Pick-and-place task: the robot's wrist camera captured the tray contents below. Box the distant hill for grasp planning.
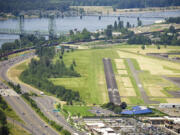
[0,0,180,14]
[0,0,70,14]
[69,0,180,8]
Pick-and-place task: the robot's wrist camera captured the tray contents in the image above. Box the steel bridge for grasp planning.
[0,14,60,38]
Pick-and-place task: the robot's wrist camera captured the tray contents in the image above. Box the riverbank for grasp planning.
[1,6,180,20]
[71,6,180,16]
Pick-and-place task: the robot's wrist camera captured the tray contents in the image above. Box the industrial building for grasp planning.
[121,106,152,115]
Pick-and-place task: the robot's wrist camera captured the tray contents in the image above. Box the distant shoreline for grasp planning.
[0,6,180,20]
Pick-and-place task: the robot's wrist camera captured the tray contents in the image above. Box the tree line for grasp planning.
[1,0,180,15]
[158,26,180,45]
[0,95,9,135]
[0,35,46,58]
[0,0,70,15]
[102,102,127,114]
[70,0,180,8]
[166,17,180,24]
[20,47,80,103]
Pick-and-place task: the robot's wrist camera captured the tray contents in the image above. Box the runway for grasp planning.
[103,58,121,105]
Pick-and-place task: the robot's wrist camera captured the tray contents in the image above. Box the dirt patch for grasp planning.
[121,77,133,87]
[116,75,136,97]
[115,59,126,69]
[166,98,180,103]
[148,85,167,97]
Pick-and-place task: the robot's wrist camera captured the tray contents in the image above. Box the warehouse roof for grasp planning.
[121,106,152,115]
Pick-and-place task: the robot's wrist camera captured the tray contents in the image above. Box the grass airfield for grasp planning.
[51,44,180,105]
[8,44,180,106]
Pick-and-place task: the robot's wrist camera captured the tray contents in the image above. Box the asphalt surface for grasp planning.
[0,52,85,135]
[126,58,158,104]
[0,53,60,135]
[103,58,121,105]
[33,96,84,135]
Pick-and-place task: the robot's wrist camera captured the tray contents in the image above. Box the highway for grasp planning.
[103,58,121,105]
[0,52,84,135]
[0,53,59,135]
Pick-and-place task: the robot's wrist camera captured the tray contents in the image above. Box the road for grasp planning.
[0,52,84,135]
[33,96,84,135]
[103,58,121,105]
[0,53,60,135]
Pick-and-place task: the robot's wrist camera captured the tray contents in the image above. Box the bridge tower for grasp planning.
[48,15,56,39]
[19,15,25,37]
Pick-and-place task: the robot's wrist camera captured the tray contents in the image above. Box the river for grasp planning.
[0,10,180,46]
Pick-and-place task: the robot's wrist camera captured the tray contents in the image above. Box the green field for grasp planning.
[50,49,119,105]
[63,105,94,117]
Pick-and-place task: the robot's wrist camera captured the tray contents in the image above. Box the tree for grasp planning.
[114,106,122,114]
[73,59,76,66]
[114,21,118,31]
[69,30,74,35]
[141,45,145,50]
[105,25,113,39]
[61,46,65,55]
[126,22,131,28]
[120,102,127,109]
[137,17,142,26]
[93,32,100,40]
[70,64,74,71]
[157,45,161,49]
[81,28,91,41]
[59,55,63,59]
[169,25,176,34]
[118,21,124,30]
[57,103,61,109]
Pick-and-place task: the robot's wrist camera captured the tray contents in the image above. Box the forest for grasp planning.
[1,0,180,14]
[70,0,180,8]
[0,0,70,14]
[20,47,80,103]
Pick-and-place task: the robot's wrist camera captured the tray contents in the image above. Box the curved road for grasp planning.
[0,52,84,135]
[0,52,59,135]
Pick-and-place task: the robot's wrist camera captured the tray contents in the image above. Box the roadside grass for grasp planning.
[51,48,119,105]
[63,105,95,117]
[1,97,22,122]
[7,59,30,81]
[8,50,33,59]
[4,107,22,123]
[8,122,31,135]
